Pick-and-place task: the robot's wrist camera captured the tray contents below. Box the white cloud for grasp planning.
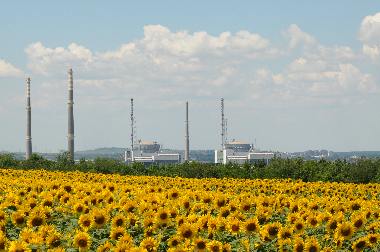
[25,42,93,75]
[285,24,317,49]
[0,59,23,77]
[269,59,377,99]
[24,24,378,109]
[359,12,380,60]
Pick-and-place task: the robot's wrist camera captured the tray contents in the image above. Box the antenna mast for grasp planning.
[185,101,189,161]
[221,98,226,149]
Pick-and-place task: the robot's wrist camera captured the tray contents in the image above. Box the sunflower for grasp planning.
[366,233,379,246]
[278,227,293,241]
[193,238,207,252]
[264,222,282,240]
[243,217,259,234]
[27,208,46,228]
[351,214,366,231]
[207,240,223,252]
[222,243,232,252]
[352,237,368,252]
[293,219,305,233]
[0,234,6,251]
[115,233,134,250]
[91,209,108,228]
[178,223,197,239]
[38,224,56,240]
[73,203,85,214]
[140,237,158,252]
[293,237,304,252]
[19,227,35,243]
[180,197,191,210]
[326,218,339,233]
[79,214,92,230]
[307,215,319,228]
[110,226,125,240]
[304,237,320,252]
[112,214,127,227]
[74,231,91,251]
[335,222,354,240]
[168,235,182,248]
[12,210,26,227]
[123,201,137,213]
[156,208,170,226]
[215,196,227,208]
[227,217,240,235]
[114,242,133,252]
[46,231,61,248]
[144,226,155,237]
[143,216,155,228]
[8,240,30,252]
[97,241,113,252]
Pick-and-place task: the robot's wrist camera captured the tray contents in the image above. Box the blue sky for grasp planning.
[1,1,380,152]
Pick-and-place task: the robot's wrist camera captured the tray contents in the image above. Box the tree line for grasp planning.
[0,152,380,183]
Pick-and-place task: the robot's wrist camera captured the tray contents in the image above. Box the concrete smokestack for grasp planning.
[25,77,32,160]
[184,101,189,162]
[67,68,74,160]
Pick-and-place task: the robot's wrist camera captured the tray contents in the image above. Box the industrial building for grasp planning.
[125,99,181,165]
[214,98,275,165]
[124,140,181,164]
[215,140,275,164]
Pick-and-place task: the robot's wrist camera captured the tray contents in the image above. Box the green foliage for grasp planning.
[1,153,380,183]
[0,153,19,167]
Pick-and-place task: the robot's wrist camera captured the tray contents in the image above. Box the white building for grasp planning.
[125,140,181,165]
[215,140,275,165]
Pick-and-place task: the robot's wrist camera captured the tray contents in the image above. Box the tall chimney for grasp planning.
[67,68,74,161]
[184,101,189,162]
[26,77,32,160]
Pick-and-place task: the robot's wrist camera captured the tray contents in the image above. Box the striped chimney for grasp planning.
[26,77,32,160]
[67,68,74,160]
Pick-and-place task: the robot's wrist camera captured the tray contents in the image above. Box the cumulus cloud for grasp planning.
[359,12,380,60]
[285,24,317,49]
[24,24,378,108]
[0,59,23,77]
[282,59,376,96]
[25,42,93,75]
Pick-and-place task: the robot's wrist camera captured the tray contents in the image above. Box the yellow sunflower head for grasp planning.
[139,237,158,252]
[304,237,320,252]
[193,238,207,252]
[110,226,125,241]
[78,214,92,230]
[335,222,355,240]
[352,237,368,252]
[73,231,91,251]
[243,218,259,234]
[178,222,197,240]
[207,240,223,252]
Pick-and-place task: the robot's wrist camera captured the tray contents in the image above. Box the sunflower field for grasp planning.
[0,169,379,252]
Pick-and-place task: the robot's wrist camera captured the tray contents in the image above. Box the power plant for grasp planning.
[215,98,275,164]
[23,69,275,164]
[124,99,181,164]
[67,68,75,161]
[25,77,32,160]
